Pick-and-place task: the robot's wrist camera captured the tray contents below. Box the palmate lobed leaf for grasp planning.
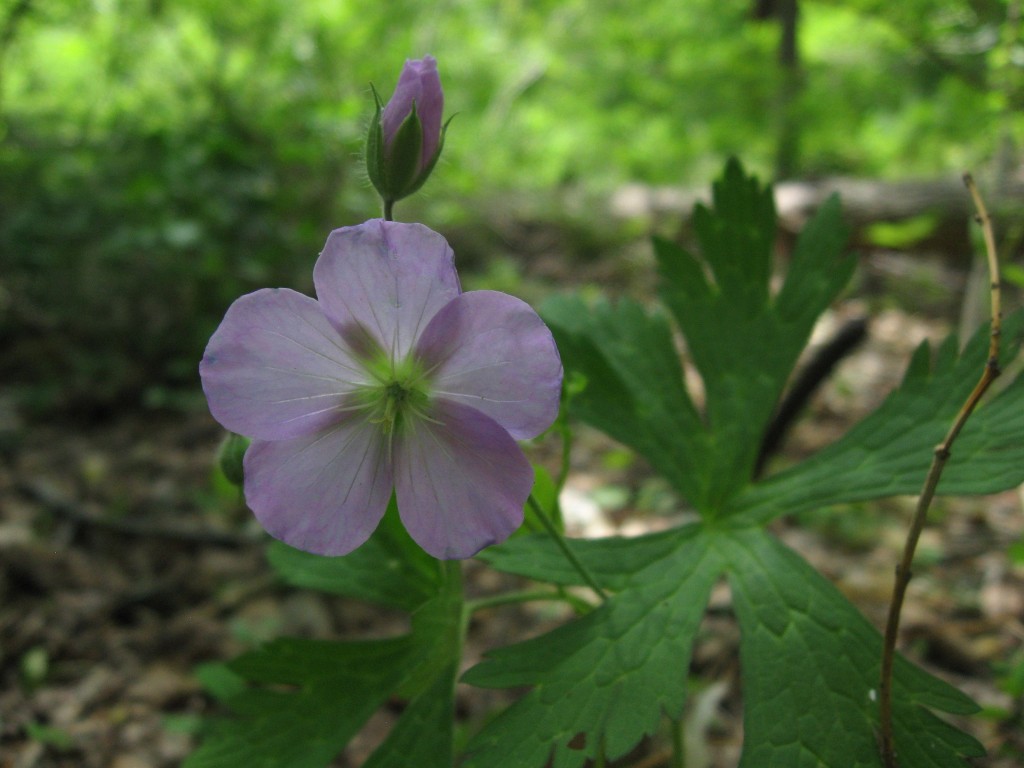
[546,159,1024,528]
[469,160,1010,767]
[475,520,987,765]
[471,524,985,767]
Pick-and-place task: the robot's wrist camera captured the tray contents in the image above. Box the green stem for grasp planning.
[670,716,686,768]
[527,494,609,603]
[467,588,594,614]
[443,559,465,635]
[383,198,395,221]
[554,401,573,493]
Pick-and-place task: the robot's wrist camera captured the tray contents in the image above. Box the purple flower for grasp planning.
[381,56,444,174]
[367,56,447,204]
[200,220,562,560]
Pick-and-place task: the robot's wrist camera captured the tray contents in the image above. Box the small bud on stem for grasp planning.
[366,56,450,218]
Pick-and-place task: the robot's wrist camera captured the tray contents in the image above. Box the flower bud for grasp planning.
[366,56,448,207]
[216,432,251,488]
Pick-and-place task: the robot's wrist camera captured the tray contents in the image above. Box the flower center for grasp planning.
[356,352,433,445]
[378,378,427,435]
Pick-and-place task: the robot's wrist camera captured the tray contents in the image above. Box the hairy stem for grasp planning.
[878,173,1002,766]
[467,588,594,614]
[528,494,609,603]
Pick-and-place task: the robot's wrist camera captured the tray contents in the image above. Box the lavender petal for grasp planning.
[244,419,393,556]
[415,290,563,440]
[200,288,371,441]
[394,399,532,559]
[314,220,460,363]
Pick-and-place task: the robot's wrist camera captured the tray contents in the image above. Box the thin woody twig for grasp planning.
[878,173,1002,767]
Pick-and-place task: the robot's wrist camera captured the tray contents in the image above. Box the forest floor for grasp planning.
[1,238,1023,768]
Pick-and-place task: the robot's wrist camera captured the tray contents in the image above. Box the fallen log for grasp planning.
[609,175,1024,231]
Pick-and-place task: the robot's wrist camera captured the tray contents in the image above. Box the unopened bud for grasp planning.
[217,432,250,488]
[367,56,449,207]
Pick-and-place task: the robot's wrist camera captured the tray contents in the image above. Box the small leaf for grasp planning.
[25,723,74,750]
[194,662,247,702]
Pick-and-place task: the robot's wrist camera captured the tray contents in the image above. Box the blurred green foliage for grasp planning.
[0,0,1019,411]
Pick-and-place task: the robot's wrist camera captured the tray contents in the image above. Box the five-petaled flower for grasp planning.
[200,219,562,559]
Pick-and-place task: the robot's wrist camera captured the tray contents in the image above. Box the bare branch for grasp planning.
[878,173,1002,767]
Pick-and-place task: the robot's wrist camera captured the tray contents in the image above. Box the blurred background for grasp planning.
[1,0,1021,414]
[2,1,1024,766]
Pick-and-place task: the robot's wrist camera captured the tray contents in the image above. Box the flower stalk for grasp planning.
[528,494,609,603]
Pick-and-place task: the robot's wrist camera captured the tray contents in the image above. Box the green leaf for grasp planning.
[731,309,1024,525]
[193,662,247,702]
[189,539,462,768]
[398,561,465,698]
[545,160,853,513]
[462,528,725,767]
[722,529,983,767]
[478,526,691,591]
[25,723,74,750]
[267,498,441,611]
[468,523,983,768]
[541,295,709,506]
[365,564,463,767]
[185,637,415,768]
[655,162,853,507]
[363,662,457,768]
